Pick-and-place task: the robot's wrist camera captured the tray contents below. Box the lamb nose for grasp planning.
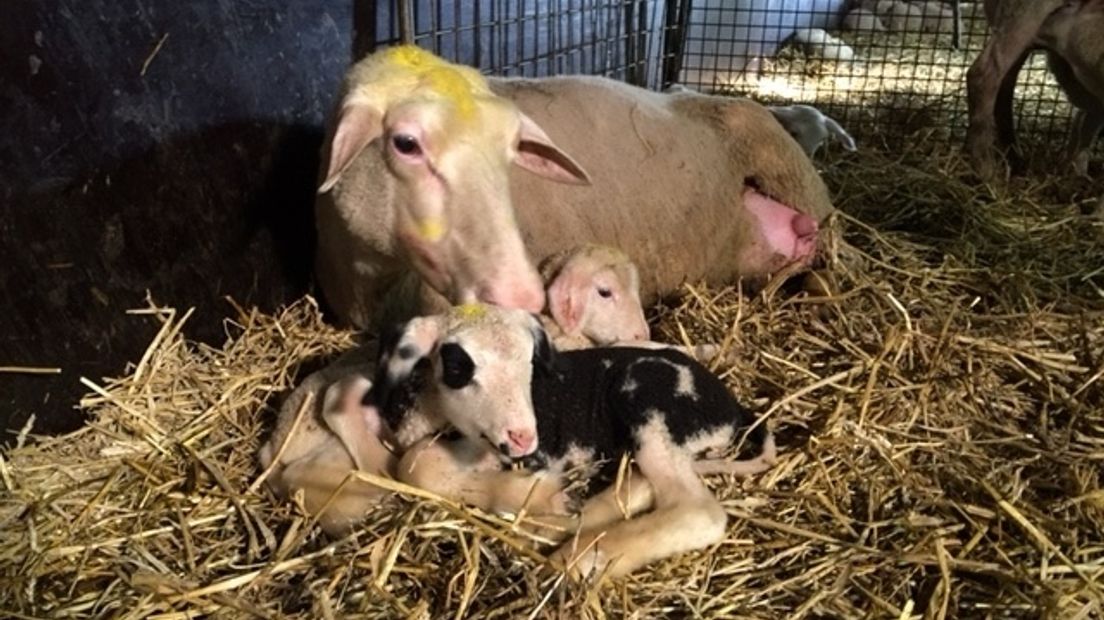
[507,429,535,456]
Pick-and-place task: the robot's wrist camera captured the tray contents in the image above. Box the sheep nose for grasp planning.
[504,429,536,457]
[480,275,546,314]
[793,213,818,238]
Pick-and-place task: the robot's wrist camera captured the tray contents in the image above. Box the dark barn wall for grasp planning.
[1,0,354,439]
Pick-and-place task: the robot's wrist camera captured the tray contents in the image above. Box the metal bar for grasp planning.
[431,0,441,51]
[952,0,962,50]
[397,0,414,44]
[662,0,691,87]
[474,0,483,67]
[634,0,648,86]
[517,0,525,74]
[352,0,377,59]
[625,0,636,83]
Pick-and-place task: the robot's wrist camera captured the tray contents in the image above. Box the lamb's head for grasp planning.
[319,46,590,314]
[377,303,555,459]
[540,244,650,345]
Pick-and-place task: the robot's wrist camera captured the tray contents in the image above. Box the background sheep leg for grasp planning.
[1066,108,1104,177]
[993,50,1030,170]
[966,1,1055,178]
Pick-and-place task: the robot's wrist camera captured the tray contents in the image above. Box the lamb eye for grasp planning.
[597,287,613,299]
[392,134,421,156]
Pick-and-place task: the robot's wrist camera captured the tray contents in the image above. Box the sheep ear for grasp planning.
[319,103,382,193]
[529,315,560,375]
[373,316,443,410]
[825,117,856,151]
[546,266,589,336]
[515,112,591,186]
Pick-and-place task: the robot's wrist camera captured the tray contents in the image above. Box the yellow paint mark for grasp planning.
[455,303,488,320]
[379,45,482,120]
[416,216,447,243]
[383,45,441,70]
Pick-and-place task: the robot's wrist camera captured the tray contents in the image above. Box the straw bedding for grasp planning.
[2,142,1102,618]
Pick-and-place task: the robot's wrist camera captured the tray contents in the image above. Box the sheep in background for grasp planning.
[869,0,926,32]
[383,305,777,580]
[792,28,856,63]
[771,104,858,157]
[916,1,960,35]
[1035,2,1104,178]
[854,1,961,36]
[843,7,887,33]
[967,0,1104,181]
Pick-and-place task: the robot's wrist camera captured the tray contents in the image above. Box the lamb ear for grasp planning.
[514,112,591,186]
[546,266,588,336]
[825,117,856,151]
[528,315,559,375]
[374,316,444,396]
[321,375,383,470]
[319,103,382,193]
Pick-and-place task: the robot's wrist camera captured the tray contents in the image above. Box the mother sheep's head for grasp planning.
[318,46,590,314]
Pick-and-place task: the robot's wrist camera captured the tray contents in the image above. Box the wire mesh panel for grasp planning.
[364,1,1082,151]
[675,1,1076,148]
[368,0,680,89]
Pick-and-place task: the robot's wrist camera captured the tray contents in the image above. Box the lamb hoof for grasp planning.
[552,535,611,581]
[691,343,721,362]
[550,490,575,515]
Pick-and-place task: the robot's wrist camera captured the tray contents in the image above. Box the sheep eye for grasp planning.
[597,287,613,299]
[392,134,421,156]
[439,343,475,389]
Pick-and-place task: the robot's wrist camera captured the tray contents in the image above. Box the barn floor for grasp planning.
[1,136,1102,617]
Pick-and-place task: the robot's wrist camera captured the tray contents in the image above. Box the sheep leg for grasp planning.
[397,436,572,522]
[278,437,393,536]
[552,433,728,580]
[263,373,397,537]
[1067,107,1104,177]
[693,433,778,477]
[573,466,656,534]
[966,4,1051,179]
[536,446,779,539]
[994,50,1030,171]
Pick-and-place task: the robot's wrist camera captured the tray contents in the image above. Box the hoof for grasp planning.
[552,534,611,581]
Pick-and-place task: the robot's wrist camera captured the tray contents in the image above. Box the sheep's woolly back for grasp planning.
[343,45,491,123]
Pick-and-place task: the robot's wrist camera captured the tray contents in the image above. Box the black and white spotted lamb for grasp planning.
[374,305,776,579]
[522,345,776,487]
